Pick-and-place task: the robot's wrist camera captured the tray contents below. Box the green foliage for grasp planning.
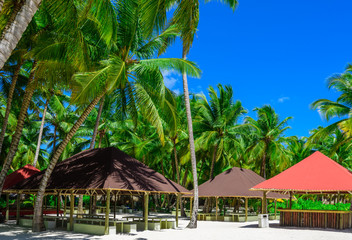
[292,198,350,211]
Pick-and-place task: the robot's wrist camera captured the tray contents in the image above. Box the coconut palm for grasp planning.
[310,68,352,143]
[170,0,238,227]
[194,84,247,179]
[32,0,200,231]
[245,105,292,179]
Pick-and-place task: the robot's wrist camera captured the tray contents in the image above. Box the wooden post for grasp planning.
[274,199,277,220]
[262,191,267,214]
[215,197,219,221]
[176,194,180,227]
[57,192,61,217]
[144,192,149,231]
[190,197,193,219]
[105,190,111,235]
[289,192,293,209]
[89,195,92,215]
[64,195,67,217]
[114,193,117,221]
[245,198,248,222]
[69,192,74,231]
[5,193,9,221]
[16,193,20,225]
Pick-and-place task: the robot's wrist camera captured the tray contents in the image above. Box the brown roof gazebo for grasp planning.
[186,167,287,221]
[6,147,189,233]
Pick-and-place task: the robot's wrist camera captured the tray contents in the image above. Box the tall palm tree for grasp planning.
[245,105,292,179]
[170,0,238,227]
[194,84,247,179]
[32,0,200,231]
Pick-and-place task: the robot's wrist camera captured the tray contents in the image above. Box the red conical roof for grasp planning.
[3,164,40,190]
[251,151,352,193]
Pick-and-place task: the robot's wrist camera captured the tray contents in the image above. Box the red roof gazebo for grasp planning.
[3,164,40,190]
[251,151,352,229]
[251,151,352,194]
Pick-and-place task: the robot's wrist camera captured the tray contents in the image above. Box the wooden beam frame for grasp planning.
[69,191,74,231]
[245,198,248,222]
[176,194,180,227]
[5,193,9,221]
[144,192,149,231]
[16,193,20,225]
[105,189,111,235]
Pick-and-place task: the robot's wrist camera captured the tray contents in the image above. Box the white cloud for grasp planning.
[278,97,290,103]
[173,89,181,95]
[161,70,181,89]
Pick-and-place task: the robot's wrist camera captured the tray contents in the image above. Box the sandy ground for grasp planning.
[1,218,351,240]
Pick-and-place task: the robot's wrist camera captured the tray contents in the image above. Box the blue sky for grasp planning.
[162,0,352,137]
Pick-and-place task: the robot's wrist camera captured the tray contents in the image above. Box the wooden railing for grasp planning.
[279,209,352,229]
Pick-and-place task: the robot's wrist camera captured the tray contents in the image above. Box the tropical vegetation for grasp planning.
[1,0,352,232]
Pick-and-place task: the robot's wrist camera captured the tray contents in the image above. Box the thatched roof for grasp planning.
[7,147,188,195]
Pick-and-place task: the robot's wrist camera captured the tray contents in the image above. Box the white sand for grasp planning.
[1,219,351,240]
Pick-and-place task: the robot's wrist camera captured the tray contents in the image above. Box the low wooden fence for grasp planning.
[280,209,352,229]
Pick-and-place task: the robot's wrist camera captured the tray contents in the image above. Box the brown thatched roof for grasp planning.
[7,147,188,195]
[187,167,288,199]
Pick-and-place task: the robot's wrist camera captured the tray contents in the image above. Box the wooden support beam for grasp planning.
[144,192,149,231]
[245,198,248,222]
[274,199,277,220]
[69,192,74,231]
[114,193,117,221]
[262,191,267,214]
[5,193,9,221]
[89,195,92,215]
[215,197,218,221]
[105,190,111,235]
[190,197,193,219]
[57,192,60,217]
[289,192,293,209]
[16,193,20,225]
[176,194,180,227]
[64,195,67,217]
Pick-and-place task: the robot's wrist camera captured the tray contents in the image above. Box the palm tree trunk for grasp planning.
[182,165,189,187]
[32,91,105,232]
[89,97,105,149]
[77,97,106,215]
[0,63,37,194]
[0,0,42,69]
[52,125,57,153]
[173,139,180,184]
[261,144,268,179]
[209,144,218,180]
[0,60,22,156]
[33,98,49,168]
[0,0,4,13]
[182,51,198,229]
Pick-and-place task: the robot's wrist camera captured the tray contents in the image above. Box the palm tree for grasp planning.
[194,84,247,179]
[245,105,292,179]
[310,67,352,143]
[170,0,238,227]
[0,0,41,69]
[32,0,200,231]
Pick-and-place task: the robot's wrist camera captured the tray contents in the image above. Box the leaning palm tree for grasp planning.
[32,0,201,231]
[0,0,41,69]
[245,105,292,179]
